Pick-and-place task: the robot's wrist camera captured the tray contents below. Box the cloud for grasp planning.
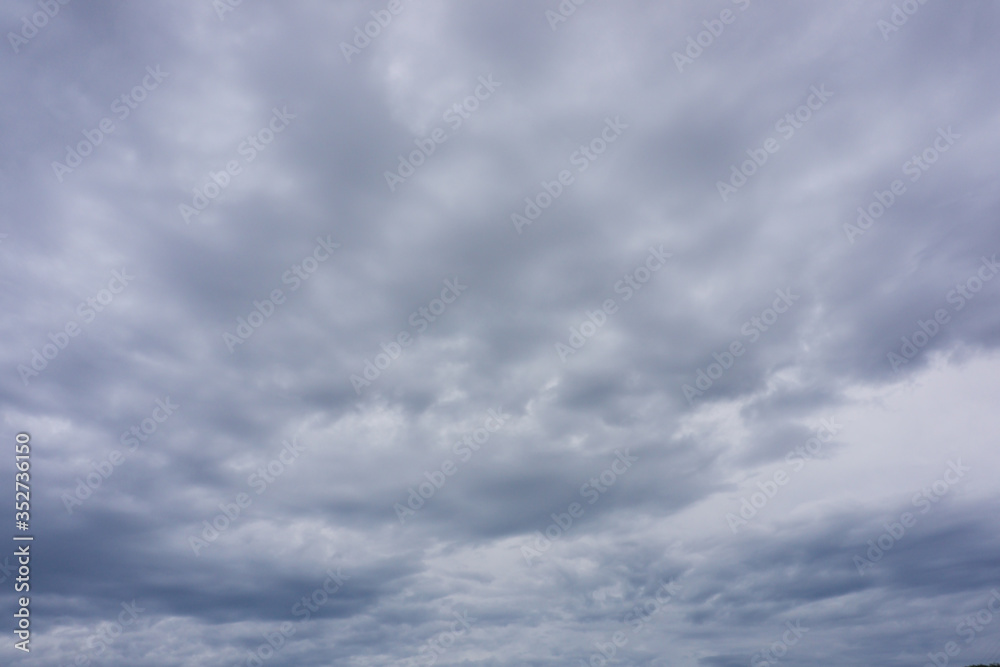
[3,0,1000,664]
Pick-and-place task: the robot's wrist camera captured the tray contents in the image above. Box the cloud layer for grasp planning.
[3,1,1000,665]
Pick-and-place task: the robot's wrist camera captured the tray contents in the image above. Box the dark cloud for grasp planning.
[2,0,1000,665]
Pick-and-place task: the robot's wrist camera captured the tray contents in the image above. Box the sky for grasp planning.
[2,1,1000,666]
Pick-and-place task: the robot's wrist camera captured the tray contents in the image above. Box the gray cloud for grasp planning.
[3,0,1000,665]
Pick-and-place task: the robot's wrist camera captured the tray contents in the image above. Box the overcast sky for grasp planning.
[3,1,1000,666]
